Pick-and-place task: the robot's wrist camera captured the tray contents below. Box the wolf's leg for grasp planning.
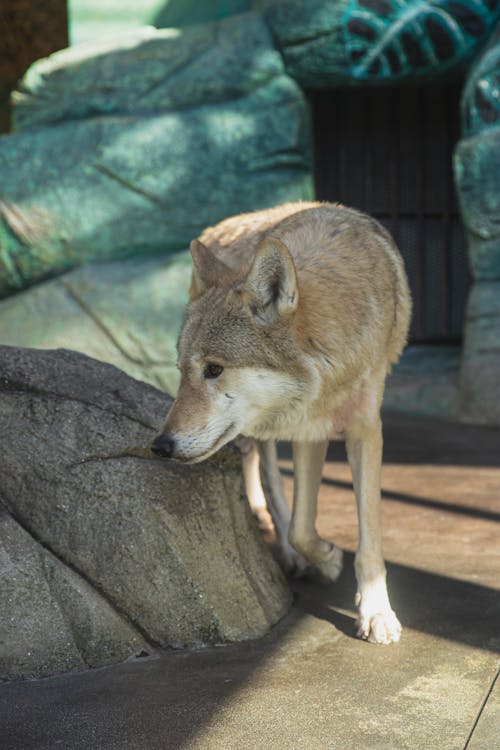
[289,440,343,582]
[239,437,273,531]
[345,417,401,644]
[257,440,306,573]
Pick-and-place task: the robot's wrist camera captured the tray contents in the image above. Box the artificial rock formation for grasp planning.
[454,24,500,424]
[0,14,312,297]
[156,0,500,86]
[0,253,192,396]
[0,346,291,680]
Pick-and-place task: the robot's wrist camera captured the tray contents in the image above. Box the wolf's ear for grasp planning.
[189,239,230,299]
[244,238,298,324]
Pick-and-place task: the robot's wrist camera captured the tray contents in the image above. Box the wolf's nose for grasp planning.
[151,433,175,458]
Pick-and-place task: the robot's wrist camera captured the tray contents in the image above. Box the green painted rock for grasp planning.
[155,1,500,86]
[0,253,191,396]
[153,0,252,29]
[13,16,281,130]
[462,24,500,137]
[260,0,500,87]
[460,281,500,424]
[0,15,312,298]
[454,126,500,279]
[384,345,460,419]
[0,346,291,680]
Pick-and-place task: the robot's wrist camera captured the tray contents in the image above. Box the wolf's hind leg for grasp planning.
[289,440,343,582]
[257,440,307,574]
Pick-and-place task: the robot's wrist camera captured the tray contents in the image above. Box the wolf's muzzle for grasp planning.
[151,433,175,458]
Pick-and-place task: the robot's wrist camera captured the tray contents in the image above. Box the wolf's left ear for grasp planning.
[190,239,231,299]
[245,238,298,324]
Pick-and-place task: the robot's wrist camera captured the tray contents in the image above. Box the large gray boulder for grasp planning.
[0,347,291,680]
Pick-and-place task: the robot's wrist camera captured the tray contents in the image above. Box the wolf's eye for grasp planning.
[204,363,224,379]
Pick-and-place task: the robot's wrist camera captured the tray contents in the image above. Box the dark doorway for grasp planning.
[308,84,470,343]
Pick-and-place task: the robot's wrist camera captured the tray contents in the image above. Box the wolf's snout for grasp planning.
[151,433,175,458]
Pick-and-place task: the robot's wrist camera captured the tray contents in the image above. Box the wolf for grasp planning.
[151,201,411,645]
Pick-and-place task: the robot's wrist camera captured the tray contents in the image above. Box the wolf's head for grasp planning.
[152,236,311,462]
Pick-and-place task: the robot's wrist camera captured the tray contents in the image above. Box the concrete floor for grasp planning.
[1,413,499,750]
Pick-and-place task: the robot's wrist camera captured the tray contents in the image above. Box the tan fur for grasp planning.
[154,201,412,644]
[199,200,410,372]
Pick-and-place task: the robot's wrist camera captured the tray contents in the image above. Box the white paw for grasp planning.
[356,608,402,644]
[313,544,344,583]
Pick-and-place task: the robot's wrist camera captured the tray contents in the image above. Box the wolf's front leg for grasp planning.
[346,418,401,644]
[289,440,343,582]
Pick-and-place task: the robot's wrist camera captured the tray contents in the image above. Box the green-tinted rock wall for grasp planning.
[0,15,312,298]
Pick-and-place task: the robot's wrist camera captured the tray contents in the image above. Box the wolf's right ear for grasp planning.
[189,239,230,299]
[244,238,298,324]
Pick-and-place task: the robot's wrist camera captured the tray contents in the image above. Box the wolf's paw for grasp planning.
[356,608,402,645]
[313,544,344,583]
[278,541,309,577]
[252,506,274,534]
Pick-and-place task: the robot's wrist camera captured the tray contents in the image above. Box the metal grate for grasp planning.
[308,84,470,343]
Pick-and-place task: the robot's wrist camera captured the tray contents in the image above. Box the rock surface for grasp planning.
[1,510,149,680]
[461,24,500,137]
[13,16,281,130]
[459,281,500,424]
[0,15,312,298]
[454,127,500,280]
[156,1,500,87]
[454,27,500,425]
[263,0,500,87]
[153,0,252,30]
[0,346,291,680]
[0,253,191,396]
[384,346,460,419]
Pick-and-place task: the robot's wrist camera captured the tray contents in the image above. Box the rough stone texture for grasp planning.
[154,0,252,29]
[454,127,500,280]
[154,1,500,87]
[455,25,500,425]
[461,23,500,137]
[261,0,500,87]
[0,510,149,681]
[0,253,191,396]
[459,281,500,424]
[0,15,312,298]
[384,346,460,418]
[467,674,500,750]
[13,16,281,130]
[0,346,291,680]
